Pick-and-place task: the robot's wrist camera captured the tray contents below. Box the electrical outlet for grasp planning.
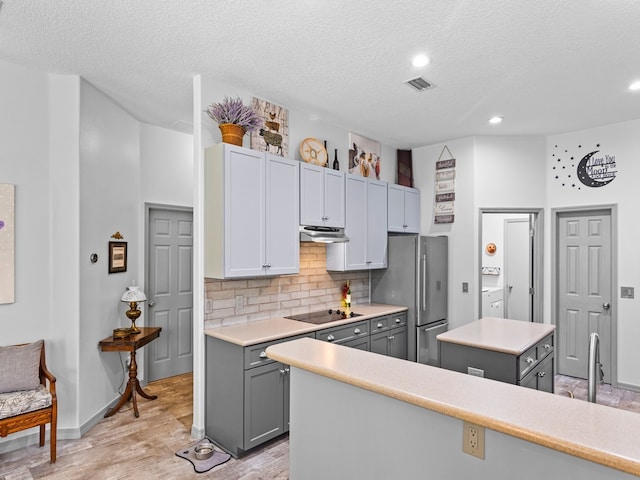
[462,282,469,293]
[463,421,485,459]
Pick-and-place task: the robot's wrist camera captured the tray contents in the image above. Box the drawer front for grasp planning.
[389,312,407,328]
[317,320,369,344]
[244,333,313,369]
[519,345,538,379]
[537,334,554,359]
[370,315,390,334]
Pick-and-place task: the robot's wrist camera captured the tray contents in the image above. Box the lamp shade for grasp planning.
[121,285,147,303]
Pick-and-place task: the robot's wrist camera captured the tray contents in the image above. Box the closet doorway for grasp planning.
[478,208,543,322]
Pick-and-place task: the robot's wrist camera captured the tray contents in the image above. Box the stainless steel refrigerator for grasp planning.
[371,235,448,365]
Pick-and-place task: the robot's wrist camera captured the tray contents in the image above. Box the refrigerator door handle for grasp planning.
[421,254,427,311]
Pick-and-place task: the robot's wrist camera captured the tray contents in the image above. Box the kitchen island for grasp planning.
[267,337,640,479]
[438,317,556,391]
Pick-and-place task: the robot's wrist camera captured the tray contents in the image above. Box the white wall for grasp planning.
[546,119,640,387]
[1,60,195,454]
[78,80,142,424]
[140,123,193,207]
[412,137,475,330]
[481,213,529,290]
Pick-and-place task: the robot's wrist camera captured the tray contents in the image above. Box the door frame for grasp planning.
[478,208,544,323]
[144,203,195,380]
[551,204,618,387]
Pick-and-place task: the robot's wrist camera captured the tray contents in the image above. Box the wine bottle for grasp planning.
[346,280,351,307]
[323,140,329,167]
[333,149,340,170]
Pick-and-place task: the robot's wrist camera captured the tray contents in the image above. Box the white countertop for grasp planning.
[437,316,556,355]
[204,303,408,346]
[266,337,640,477]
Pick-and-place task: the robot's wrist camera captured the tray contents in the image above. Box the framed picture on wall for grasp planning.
[348,132,381,179]
[108,241,127,274]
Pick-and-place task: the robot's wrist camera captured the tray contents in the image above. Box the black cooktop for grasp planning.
[285,309,361,325]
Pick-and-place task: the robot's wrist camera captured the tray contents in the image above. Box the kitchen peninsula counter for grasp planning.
[204,303,407,346]
[267,337,640,479]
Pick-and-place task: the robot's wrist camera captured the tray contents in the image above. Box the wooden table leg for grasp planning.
[104,349,157,418]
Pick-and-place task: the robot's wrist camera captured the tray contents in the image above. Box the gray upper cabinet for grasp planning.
[388,184,420,233]
[326,174,388,271]
[300,163,345,228]
[205,144,299,278]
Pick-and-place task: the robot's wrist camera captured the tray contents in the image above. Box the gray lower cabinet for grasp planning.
[520,353,554,393]
[206,333,312,457]
[439,332,554,393]
[369,312,408,360]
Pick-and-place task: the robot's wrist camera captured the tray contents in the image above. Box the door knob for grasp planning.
[148,301,155,307]
[603,302,610,310]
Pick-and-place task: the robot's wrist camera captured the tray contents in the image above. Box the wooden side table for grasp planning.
[99,327,162,418]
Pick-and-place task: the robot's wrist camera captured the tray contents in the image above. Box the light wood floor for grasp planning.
[0,373,289,480]
[3,373,640,479]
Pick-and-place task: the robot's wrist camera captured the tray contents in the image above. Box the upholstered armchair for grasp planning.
[0,340,57,463]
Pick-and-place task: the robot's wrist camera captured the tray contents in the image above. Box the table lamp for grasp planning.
[121,284,147,333]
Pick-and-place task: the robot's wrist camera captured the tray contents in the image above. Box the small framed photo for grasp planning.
[108,241,127,274]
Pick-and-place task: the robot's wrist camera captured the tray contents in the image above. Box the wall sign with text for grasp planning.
[434,146,456,224]
[551,142,617,189]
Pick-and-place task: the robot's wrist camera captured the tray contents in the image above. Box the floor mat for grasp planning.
[175,438,231,473]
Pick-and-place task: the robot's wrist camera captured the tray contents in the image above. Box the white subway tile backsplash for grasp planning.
[203,243,370,329]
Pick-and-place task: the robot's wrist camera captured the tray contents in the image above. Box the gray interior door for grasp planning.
[147,207,193,381]
[557,210,612,382]
[504,218,531,321]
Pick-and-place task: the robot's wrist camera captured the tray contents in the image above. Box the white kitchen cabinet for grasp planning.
[299,163,345,228]
[326,174,388,271]
[388,184,420,233]
[482,288,504,318]
[205,143,299,278]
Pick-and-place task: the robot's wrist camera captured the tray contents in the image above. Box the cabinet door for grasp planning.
[404,187,421,233]
[387,326,408,360]
[265,154,299,275]
[367,179,388,269]
[224,146,265,277]
[536,354,554,393]
[344,175,368,270]
[370,330,389,356]
[324,169,345,227]
[244,361,285,450]
[299,163,325,226]
[387,184,406,232]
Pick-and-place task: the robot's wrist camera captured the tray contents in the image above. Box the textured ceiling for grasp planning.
[1,1,639,148]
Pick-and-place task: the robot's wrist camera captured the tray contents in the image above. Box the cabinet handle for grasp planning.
[395,318,401,324]
[327,335,335,341]
[377,322,384,328]
[285,367,290,374]
[537,371,546,378]
[280,369,286,375]
[259,351,267,358]
[354,328,361,334]
[526,356,535,364]
[388,335,395,340]
[543,344,551,350]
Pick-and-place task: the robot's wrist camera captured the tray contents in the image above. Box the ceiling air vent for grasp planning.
[404,76,436,92]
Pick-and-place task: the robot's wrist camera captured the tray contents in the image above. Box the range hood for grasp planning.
[299,225,349,243]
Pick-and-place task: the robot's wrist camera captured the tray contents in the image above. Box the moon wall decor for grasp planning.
[551,143,617,189]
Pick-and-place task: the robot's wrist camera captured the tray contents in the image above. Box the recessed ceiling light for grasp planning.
[412,54,430,67]
[489,116,503,124]
[629,81,640,91]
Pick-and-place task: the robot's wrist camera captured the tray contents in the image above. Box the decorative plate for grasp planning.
[300,137,328,166]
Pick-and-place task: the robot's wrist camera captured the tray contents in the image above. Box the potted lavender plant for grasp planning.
[205,96,263,146]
